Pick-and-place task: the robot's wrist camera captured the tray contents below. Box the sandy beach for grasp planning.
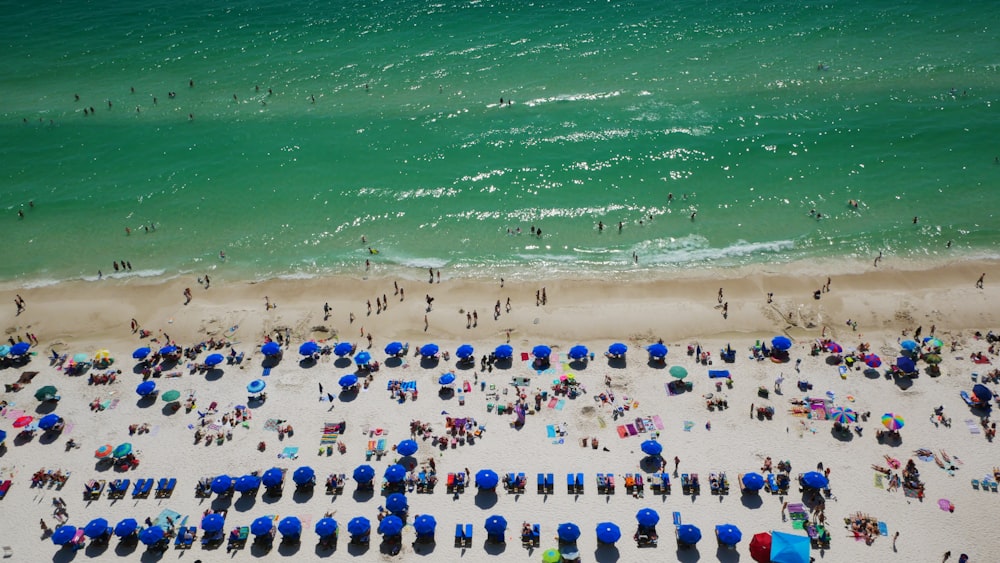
[2,258,999,562]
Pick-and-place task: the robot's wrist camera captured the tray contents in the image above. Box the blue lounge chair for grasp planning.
[132,478,153,498]
[567,473,576,494]
[464,524,473,547]
[576,473,584,493]
[454,524,464,547]
[108,479,130,499]
[545,473,554,493]
[156,478,176,498]
[537,473,545,494]
[766,473,778,494]
[175,526,196,549]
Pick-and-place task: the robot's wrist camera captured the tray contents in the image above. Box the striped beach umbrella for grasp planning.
[882,413,905,431]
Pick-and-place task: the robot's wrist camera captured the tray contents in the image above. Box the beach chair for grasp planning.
[634,474,644,495]
[575,473,584,494]
[84,479,105,500]
[776,473,790,494]
[972,479,980,489]
[766,473,778,494]
[156,478,176,498]
[455,472,466,493]
[454,524,464,547]
[690,474,701,495]
[132,478,153,499]
[175,526,196,549]
[537,473,546,494]
[544,473,554,494]
[108,479,130,500]
[567,473,576,494]
[681,474,691,494]
[463,524,473,547]
[201,529,225,547]
[365,440,376,460]
[227,526,249,552]
[375,439,387,458]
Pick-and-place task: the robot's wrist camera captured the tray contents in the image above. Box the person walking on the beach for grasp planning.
[718,288,723,303]
[977,273,985,288]
[323,302,330,320]
[183,288,192,305]
[673,456,680,474]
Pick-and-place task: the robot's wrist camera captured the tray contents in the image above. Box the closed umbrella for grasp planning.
[247,379,266,393]
[801,471,829,489]
[532,345,551,359]
[333,342,353,356]
[378,515,403,536]
[596,522,621,543]
[475,469,499,489]
[114,518,138,538]
[741,472,765,491]
[677,524,702,544]
[136,381,156,396]
[139,526,165,545]
[132,347,151,359]
[250,516,274,536]
[557,522,581,542]
[384,464,406,483]
[384,341,403,356]
[354,351,371,365]
[456,344,474,359]
[347,517,371,536]
[84,518,110,538]
[636,508,660,527]
[494,344,513,359]
[38,413,61,430]
[261,342,281,356]
[204,353,224,366]
[338,374,358,388]
[315,517,338,537]
[484,515,507,535]
[608,342,628,356]
[413,514,436,536]
[385,492,408,514]
[396,439,418,456]
[568,345,589,360]
[278,516,302,536]
[420,343,439,357]
[716,523,742,546]
[298,341,320,356]
[34,385,58,401]
[261,467,284,487]
[771,336,792,351]
[640,440,662,456]
[292,466,315,486]
[353,464,375,483]
[647,343,668,358]
[211,475,233,494]
[201,513,225,533]
[51,525,78,545]
[669,366,688,379]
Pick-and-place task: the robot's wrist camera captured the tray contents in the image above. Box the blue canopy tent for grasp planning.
[292,466,315,486]
[261,342,280,356]
[353,465,375,483]
[568,345,589,360]
[596,522,621,544]
[315,517,338,538]
[384,464,406,483]
[557,522,581,542]
[298,341,320,356]
[384,341,404,356]
[532,345,551,359]
[677,524,702,545]
[647,343,668,359]
[333,342,353,357]
[378,515,404,537]
[250,516,273,536]
[608,342,628,356]
[456,344,474,359]
[396,439,418,456]
[770,531,811,563]
[204,353,224,367]
[420,343,440,357]
[636,508,660,527]
[475,469,500,489]
[494,344,513,359]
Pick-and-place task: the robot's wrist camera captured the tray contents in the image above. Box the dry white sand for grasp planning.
[1,259,999,562]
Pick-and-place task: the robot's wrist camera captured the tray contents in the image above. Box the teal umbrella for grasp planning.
[112,442,132,458]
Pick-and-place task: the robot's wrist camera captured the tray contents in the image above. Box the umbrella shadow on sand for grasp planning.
[114,539,139,557]
[474,490,498,509]
[299,357,318,369]
[594,544,619,563]
[333,358,353,369]
[419,357,440,370]
[606,357,627,370]
[204,368,224,381]
[233,494,257,512]
[568,359,588,371]
[384,357,403,369]
[639,456,663,474]
[674,547,701,562]
[34,401,59,415]
[715,545,740,563]
[646,359,667,369]
[136,395,157,409]
[261,356,282,369]
[740,493,764,509]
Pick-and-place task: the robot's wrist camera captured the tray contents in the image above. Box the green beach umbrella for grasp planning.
[541,548,561,563]
[927,338,943,349]
[161,390,181,402]
[34,385,58,401]
[112,443,132,458]
[924,354,942,365]
[669,366,688,380]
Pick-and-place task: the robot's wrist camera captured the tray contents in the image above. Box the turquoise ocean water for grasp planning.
[2,0,998,286]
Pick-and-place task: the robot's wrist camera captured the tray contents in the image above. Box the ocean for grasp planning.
[3,0,998,286]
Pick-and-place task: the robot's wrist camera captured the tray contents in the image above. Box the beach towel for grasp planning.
[672,512,682,526]
[278,447,299,460]
[521,353,530,361]
[708,370,730,378]
[878,522,888,536]
[155,508,182,529]
[903,487,920,498]
[874,473,884,489]
[107,399,120,410]
[683,421,694,432]
[547,398,558,409]
[652,415,665,430]
[597,416,606,429]
[792,520,804,530]
[264,419,281,432]
[616,426,627,438]
[965,419,981,434]
[546,425,557,438]
[262,368,272,377]
[555,400,565,411]
[3,409,25,420]
[626,424,637,436]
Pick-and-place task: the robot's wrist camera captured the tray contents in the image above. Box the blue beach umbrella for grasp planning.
[825,341,843,354]
[438,372,455,385]
[211,475,232,494]
[974,384,994,402]
[640,440,662,456]
[384,341,403,356]
[234,474,261,493]
[353,464,375,483]
[247,379,266,393]
[347,517,371,536]
[397,439,418,456]
[334,342,353,357]
[132,347,151,360]
[770,531,811,563]
[568,345,589,360]
[716,524,742,546]
[413,514,436,536]
[608,342,628,356]
[10,342,30,356]
[0,430,5,443]
[532,345,551,359]
[354,351,371,365]
[278,516,302,536]
[201,513,225,533]
[494,344,513,359]
[384,464,406,483]
[38,413,61,430]
[262,467,284,488]
[378,515,403,536]
[456,344,474,359]
[159,345,177,356]
[677,524,702,544]
[896,356,916,373]
[385,492,408,514]
[114,518,138,538]
[315,517,338,537]
[136,381,156,396]
[139,526,165,545]
[475,469,499,489]
[250,516,273,536]
[596,522,621,544]
[261,342,280,356]
[51,525,77,545]
[741,472,765,491]
[484,515,507,535]
[557,522,581,542]
[647,343,668,358]
[420,343,439,357]
[636,508,660,527]
[298,341,320,356]
[801,471,829,489]
[292,466,315,486]
[204,353,224,366]
[84,518,110,538]
[338,374,358,388]
[900,340,919,351]
[771,336,792,351]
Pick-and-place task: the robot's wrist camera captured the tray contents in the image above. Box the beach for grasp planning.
[2,258,999,561]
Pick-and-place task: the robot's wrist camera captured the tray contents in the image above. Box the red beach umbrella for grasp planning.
[13,416,33,428]
[749,531,772,563]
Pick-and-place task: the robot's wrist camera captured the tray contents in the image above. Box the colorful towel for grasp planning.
[521,353,530,361]
[874,473,884,489]
[3,409,25,420]
[878,522,888,536]
[652,415,665,430]
[616,426,627,438]
[683,421,694,432]
[107,399,120,410]
[673,512,682,525]
[264,419,281,432]
[966,419,981,434]
[547,398,558,408]
[626,424,637,436]
[278,447,299,459]
[555,400,565,411]
[546,425,557,438]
